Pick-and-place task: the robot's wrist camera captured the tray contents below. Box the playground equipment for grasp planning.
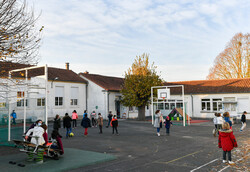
[151,85,190,126]
[168,108,191,121]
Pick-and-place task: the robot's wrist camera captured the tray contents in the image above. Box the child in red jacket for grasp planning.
[218,122,237,164]
[110,115,119,135]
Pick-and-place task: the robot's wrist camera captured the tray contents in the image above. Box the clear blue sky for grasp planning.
[32,0,250,81]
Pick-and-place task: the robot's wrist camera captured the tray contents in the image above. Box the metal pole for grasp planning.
[23,70,28,133]
[182,85,185,127]
[8,72,11,141]
[45,65,48,127]
[151,87,154,125]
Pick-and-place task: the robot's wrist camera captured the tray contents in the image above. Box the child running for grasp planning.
[213,113,218,137]
[218,122,237,164]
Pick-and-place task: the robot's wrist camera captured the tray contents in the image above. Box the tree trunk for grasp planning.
[138,105,145,121]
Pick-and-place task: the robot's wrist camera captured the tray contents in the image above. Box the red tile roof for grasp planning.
[165,78,250,94]
[79,73,124,91]
[0,61,87,84]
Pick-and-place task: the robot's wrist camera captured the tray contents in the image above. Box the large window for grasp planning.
[37,98,45,106]
[158,103,164,110]
[212,98,222,111]
[17,91,28,107]
[70,87,78,106]
[55,86,64,106]
[201,99,211,111]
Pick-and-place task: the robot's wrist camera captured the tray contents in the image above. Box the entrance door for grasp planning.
[115,100,121,118]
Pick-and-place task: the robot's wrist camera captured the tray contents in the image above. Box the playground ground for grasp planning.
[0,120,249,172]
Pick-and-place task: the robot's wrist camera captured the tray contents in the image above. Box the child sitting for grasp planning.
[218,122,237,164]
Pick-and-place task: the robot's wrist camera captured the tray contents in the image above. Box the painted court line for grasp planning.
[155,150,202,165]
[218,156,245,172]
[190,158,219,172]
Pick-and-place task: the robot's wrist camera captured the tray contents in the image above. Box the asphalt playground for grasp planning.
[0,119,249,172]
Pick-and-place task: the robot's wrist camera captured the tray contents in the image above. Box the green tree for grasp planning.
[121,53,163,121]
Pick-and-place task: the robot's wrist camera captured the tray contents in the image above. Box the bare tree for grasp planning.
[207,33,250,80]
[0,0,43,65]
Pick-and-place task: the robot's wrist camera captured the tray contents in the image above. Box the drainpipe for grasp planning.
[191,94,194,117]
[107,91,109,119]
[86,83,88,112]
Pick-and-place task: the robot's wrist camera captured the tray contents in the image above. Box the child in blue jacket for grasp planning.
[165,116,173,135]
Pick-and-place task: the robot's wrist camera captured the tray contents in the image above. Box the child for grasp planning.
[25,123,47,164]
[111,115,119,135]
[53,114,61,131]
[72,110,78,128]
[218,122,237,164]
[90,111,97,127]
[63,113,72,138]
[165,116,172,135]
[81,114,91,136]
[50,130,64,155]
[223,112,232,129]
[217,113,223,134]
[97,113,103,134]
[213,113,218,137]
[240,111,247,132]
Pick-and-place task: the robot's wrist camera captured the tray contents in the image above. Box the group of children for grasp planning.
[24,120,64,164]
[213,111,248,165]
[60,110,119,138]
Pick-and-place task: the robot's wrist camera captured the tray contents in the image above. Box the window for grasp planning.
[170,103,175,109]
[71,87,78,106]
[129,106,133,111]
[201,99,210,111]
[212,98,222,111]
[176,102,183,108]
[158,103,164,110]
[17,99,28,107]
[165,103,170,110]
[0,102,6,108]
[70,99,78,106]
[17,91,27,107]
[55,97,63,106]
[55,86,64,106]
[37,98,45,106]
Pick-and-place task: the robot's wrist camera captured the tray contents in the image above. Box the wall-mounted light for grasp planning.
[51,77,59,88]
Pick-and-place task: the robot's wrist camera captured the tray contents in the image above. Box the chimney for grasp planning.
[65,62,69,70]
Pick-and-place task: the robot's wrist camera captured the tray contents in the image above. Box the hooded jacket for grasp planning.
[218,129,237,151]
[110,118,118,127]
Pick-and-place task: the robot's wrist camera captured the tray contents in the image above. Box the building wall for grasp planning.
[0,77,87,120]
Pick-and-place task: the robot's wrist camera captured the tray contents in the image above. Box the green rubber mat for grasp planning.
[0,148,116,172]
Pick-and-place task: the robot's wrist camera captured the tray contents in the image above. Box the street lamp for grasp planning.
[51,77,58,88]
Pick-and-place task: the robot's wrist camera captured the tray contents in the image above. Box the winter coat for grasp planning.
[11,112,17,118]
[217,117,223,124]
[224,117,232,127]
[91,112,96,119]
[97,116,103,126]
[72,112,78,120]
[108,114,113,121]
[43,132,48,145]
[53,118,61,130]
[81,117,91,128]
[154,113,161,128]
[213,117,217,124]
[165,119,172,129]
[26,126,45,145]
[218,129,237,151]
[241,114,246,123]
[63,116,72,128]
[111,118,118,127]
